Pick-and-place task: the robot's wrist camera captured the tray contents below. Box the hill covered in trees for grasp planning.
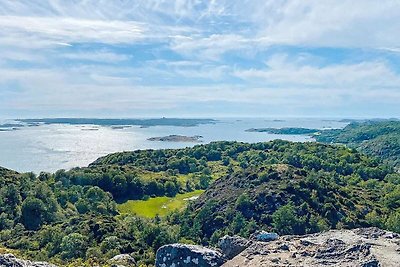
[0,140,399,266]
[316,120,400,167]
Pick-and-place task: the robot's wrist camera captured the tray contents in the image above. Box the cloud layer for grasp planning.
[0,0,399,118]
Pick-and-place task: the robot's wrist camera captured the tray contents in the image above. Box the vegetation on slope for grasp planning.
[316,120,400,167]
[0,140,399,266]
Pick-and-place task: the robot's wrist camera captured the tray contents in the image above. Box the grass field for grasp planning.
[117,190,204,218]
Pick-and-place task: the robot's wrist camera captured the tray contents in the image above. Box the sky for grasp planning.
[0,0,400,118]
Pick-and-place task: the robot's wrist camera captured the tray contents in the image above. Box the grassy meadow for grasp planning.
[117,190,204,218]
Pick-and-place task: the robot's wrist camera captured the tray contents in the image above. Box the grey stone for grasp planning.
[0,254,57,267]
[109,254,136,267]
[251,231,279,242]
[156,243,226,267]
[218,235,251,260]
[222,228,400,267]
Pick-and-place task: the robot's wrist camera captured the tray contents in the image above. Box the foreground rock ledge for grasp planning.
[0,253,56,267]
[155,228,400,267]
[156,243,226,267]
[223,227,400,267]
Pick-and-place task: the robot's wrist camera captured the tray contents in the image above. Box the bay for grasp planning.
[0,118,347,173]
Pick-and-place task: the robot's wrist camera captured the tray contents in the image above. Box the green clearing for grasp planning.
[117,190,204,218]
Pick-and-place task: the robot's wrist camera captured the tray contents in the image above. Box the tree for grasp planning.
[21,197,46,230]
[199,174,212,189]
[164,181,178,197]
[235,193,252,218]
[272,203,303,235]
[112,175,127,197]
[100,235,121,253]
[60,233,87,259]
[386,211,400,233]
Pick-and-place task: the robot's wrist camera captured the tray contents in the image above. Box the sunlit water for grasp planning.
[0,118,347,173]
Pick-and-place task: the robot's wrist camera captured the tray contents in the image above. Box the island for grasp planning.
[17,118,217,127]
[0,123,25,128]
[0,127,19,132]
[147,135,203,142]
[246,127,320,135]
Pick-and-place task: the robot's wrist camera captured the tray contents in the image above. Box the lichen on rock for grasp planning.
[155,243,226,267]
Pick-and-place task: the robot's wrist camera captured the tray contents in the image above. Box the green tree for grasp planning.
[60,233,87,259]
[21,197,46,230]
[164,181,178,197]
[272,203,303,235]
[386,211,400,233]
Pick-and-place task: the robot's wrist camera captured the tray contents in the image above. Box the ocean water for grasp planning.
[0,118,347,173]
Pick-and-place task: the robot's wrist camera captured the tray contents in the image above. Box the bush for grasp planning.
[61,233,88,259]
[272,203,304,235]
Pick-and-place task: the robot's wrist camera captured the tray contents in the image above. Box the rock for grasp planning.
[0,254,57,267]
[155,243,226,267]
[251,231,279,242]
[109,254,136,267]
[218,235,251,259]
[223,228,400,267]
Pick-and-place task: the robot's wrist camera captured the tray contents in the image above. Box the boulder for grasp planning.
[109,254,136,267]
[251,231,279,242]
[217,235,250,259]
[0,254,57,267]
[156,243,226,267]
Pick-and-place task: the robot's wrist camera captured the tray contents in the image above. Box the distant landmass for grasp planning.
[18,118,217,127]
[148,135,203,142]
[0,123,25,128]
[246,121,400,168]
[316,120,400,167]
[246,127,320,135]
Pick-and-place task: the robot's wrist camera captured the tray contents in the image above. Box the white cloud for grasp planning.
[1,1,400,117]
[62,50,131,63]
[0,16,145,47]
[170,34,251,60]
[235,55,400,89]
[1,1,400,52]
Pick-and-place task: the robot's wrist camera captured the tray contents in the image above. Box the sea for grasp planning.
[0,118,348,174]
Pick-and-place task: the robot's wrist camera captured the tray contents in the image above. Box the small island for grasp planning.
[148,135,203,142]
[0,127,19,132]
[246,127,320,135]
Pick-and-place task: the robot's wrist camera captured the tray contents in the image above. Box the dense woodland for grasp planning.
[0,121,399,266]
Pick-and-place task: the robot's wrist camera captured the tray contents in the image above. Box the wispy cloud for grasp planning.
[234,55,400,89]
[62,50,131,63]
[0,1,400,117]
[0,16,145,48]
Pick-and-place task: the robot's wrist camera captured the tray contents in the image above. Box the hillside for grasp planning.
[316,121,400,167]
[0,140,399,266]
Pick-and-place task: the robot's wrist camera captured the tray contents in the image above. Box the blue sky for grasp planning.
[0,0,400,118]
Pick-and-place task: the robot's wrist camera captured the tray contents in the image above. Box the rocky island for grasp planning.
[148,135,203,142]
[246,127,320,135]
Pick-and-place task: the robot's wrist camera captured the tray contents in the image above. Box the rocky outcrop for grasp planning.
[223,227,400,267]
[155,243,226,267]
[217,235,250,260]
[109,254,136,266]
[0,254,56,267]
